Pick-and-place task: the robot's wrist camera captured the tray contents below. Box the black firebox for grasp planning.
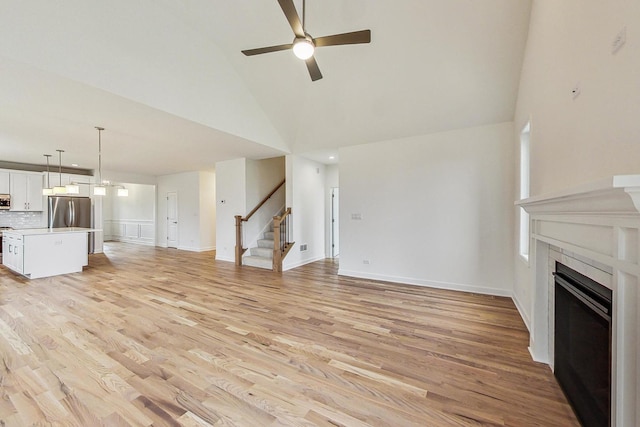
[554,262,612,427]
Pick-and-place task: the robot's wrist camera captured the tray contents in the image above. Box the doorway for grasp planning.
[167,191,178,248]
[331,187,339,258]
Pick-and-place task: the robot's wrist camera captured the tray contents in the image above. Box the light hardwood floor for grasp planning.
[0,243,578,426]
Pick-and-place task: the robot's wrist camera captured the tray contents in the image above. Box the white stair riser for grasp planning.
[243,256,272,269]
[257,239,274,248]
[250,247,273,258]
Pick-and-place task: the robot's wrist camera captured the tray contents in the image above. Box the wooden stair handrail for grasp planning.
[235,179,286,266]
[242,179,285,222]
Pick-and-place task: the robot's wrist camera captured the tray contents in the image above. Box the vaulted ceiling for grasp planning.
[0,0,531,176]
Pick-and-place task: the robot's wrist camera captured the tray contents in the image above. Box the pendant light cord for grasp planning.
[96,126,104,186]
[44,154,51,188]
[56,149,64,184]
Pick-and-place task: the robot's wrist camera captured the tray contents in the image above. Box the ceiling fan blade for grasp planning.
[305,56,323,81]
[278,0,305,38]
[242,43,293,56]
[314,30,371,48]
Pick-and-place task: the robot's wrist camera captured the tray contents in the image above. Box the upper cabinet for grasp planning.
[10,172,43,211]
[0,171,9,193]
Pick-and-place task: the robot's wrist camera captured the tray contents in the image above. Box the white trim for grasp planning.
[283,255,326,271]
[177,245,215,253]
[337,269,512,297]
[215,255,235,263]
[104,219,155,246]
[511,293,531,332]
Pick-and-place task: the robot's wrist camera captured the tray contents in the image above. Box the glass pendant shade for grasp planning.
[65,183,80,194]
[94,185,106,196]
[117,188,129,197]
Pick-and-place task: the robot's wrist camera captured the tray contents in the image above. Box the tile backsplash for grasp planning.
[0,211,46,229]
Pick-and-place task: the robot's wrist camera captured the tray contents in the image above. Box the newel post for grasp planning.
[235,215,243,266]
[273,215,282,272]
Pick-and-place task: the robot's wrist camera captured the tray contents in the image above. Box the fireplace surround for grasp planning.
[517,175,640,427]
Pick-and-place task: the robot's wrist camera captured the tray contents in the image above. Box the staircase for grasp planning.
[242,228,275,269]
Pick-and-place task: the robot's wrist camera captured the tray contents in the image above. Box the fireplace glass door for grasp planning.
[554,262,612,427]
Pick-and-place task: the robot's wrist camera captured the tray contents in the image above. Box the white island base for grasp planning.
[2,228,94,279]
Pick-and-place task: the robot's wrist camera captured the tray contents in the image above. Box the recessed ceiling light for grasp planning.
[329,156,335,160]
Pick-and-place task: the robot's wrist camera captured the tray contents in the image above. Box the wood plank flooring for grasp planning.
[0,243,579,426]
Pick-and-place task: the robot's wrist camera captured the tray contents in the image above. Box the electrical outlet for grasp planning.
[351,213,362,220]
[612,27,626,54]
[300,244,308,251]
[363,259,370,265]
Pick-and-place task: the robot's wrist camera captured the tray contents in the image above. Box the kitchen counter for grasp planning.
[7,227,98,236]
[2,228,97,279]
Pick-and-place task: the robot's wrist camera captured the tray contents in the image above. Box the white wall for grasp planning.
[157,171,215,252]
[108,184,155,221]
[339,122,515,296]
[104,183,156,245]
[513,0,640,326]
[283,155,326,270]
[199,171,216,251]
[215,158,246,262]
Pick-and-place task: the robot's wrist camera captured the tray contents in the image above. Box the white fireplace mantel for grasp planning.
[516,174,640,427]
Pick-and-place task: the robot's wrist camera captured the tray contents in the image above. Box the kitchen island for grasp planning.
[2,227,96,279]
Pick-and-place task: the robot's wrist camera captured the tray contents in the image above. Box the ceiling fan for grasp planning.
[242,0,371,81]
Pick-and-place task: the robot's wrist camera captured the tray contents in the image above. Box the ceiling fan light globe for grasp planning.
[293,38,315,60]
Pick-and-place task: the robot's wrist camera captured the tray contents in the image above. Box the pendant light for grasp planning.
[116,186,128,197]
[42,154,54,195]
[53,149,67,194]
[93,126,106,196]
[65,182,80,194]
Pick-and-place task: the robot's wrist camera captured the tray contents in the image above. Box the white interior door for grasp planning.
[167,192,178,248]
[331,187,339,258]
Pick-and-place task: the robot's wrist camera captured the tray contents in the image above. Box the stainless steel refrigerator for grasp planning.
[48,196,94,253]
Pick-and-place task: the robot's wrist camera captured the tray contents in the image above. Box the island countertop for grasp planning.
[5,227,100,236]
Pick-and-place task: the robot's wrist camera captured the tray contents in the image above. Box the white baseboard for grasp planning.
[283,255,326,271]
[109,237,155,247]
[337,269,512,297]
[215,255,235,263]
[177,245,216,253]
[511,293,531,332]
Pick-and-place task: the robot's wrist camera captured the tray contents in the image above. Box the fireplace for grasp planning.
[516,175,640,427]
[554,262,612,427]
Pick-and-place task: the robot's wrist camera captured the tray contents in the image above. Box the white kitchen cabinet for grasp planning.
[2,232,23,274]
[10,172,43,211]
[3,228,91,279]
[0,170,9,193]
